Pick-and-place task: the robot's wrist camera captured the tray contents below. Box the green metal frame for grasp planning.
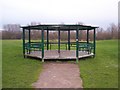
[76,28,79,63]
[21,24,98,62]
[68,30,70,50]
[47,29,49,50]
[28,27,31,54]
[41,28,44,62]
[93,28,96,57]
[58,28,60,53]
[23,28,25,58]
[87,30,89,44]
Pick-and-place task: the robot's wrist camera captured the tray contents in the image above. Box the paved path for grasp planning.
[32,62,83,88]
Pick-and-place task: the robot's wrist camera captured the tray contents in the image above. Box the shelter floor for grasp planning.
[25,50,94,59]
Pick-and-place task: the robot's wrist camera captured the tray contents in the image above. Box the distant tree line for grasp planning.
[96,23,118,40]
[1,22,118,40]
[2,24,22,39]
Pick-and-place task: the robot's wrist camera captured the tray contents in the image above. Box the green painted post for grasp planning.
[79,30,81,41]
[76,28,79,63]
[23,28,25,58]
[41,28,44,62]
[58,28,60,53]
[28,27,31,54]
[47,30,49,50]
[87,30,89,44]
[93,28,96,57]
[68,30,70,50]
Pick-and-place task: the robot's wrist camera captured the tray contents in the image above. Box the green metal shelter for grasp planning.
[21,24,98,63]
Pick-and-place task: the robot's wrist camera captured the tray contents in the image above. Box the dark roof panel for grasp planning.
[21,24,98,30]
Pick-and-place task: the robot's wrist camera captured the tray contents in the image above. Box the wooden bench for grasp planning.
[79,43,94,54]
[25,42,42,53]
[49,42,68,50]
[25,42,94,54]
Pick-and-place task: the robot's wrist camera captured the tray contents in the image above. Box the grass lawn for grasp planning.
[2,40,118,88]
[79,40,118,88]
[2,40,43,88]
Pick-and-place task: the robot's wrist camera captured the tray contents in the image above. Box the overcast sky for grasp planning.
[0,0,119,29]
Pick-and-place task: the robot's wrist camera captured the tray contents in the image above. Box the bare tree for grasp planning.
[118,23,120,39]
[0,31,2,39]
[2,22,118,40]
[110,23,118,39]
[2,24,21,39]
